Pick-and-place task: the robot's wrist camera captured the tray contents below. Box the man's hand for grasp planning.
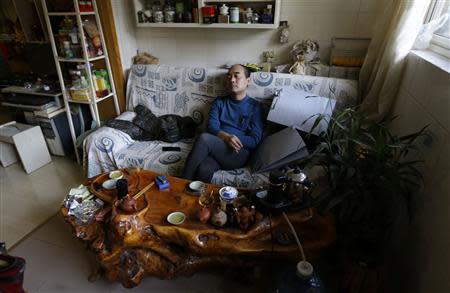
[226,135,243,153]
[217,131,243,153]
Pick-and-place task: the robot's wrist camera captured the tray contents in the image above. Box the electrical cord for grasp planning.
[282,211,306,262]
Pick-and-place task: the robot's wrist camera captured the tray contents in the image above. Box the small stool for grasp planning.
[0,121,52,174]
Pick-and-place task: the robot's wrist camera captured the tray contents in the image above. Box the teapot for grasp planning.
[211,209,227,227]
[198,206,211,223]
[119,195,137,213]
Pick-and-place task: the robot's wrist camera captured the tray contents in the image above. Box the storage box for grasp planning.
[70,88,91,101]
[0,121,52,173]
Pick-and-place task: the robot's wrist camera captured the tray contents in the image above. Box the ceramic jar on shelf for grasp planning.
[230,7,239,23]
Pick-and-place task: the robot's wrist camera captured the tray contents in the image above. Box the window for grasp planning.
[427,0,450,57]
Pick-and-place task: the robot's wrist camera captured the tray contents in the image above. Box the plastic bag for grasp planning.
[413,13,448,50]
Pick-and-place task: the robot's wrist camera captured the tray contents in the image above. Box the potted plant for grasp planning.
[301,107,427,291]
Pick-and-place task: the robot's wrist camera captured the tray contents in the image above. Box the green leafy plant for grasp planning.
[302,107,427,261]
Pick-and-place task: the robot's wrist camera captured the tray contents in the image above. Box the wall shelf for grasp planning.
[67,92,114,104]
[133,0,280,29]
[136,23,277,29]
[47,12,95,16]
[204,0,274,2]
[57,55,105,62]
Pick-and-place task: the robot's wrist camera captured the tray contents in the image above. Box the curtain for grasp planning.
[359,0,431,122]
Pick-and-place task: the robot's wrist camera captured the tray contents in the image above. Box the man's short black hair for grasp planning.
[230,64,251,78]
[240,64,251,78]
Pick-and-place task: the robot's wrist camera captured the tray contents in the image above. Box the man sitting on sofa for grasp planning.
[181,64,264,182]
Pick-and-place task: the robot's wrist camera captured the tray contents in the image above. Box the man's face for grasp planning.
[227,65,250,96]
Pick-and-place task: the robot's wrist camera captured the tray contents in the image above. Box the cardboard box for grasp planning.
[0,121,51,173]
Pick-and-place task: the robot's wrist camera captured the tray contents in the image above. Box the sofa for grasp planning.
[84,64,358,188]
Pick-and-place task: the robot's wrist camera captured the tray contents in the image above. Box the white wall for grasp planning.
[112,0,377,70]
[111,0,137,71]
[389,52,450,293]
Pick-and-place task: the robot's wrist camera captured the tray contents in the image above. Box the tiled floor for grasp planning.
[1,156,84,249]
[11,214,267,292]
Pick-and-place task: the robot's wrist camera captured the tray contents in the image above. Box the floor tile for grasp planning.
[1,156,83,249]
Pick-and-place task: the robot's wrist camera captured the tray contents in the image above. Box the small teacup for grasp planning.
[109,170,123,180]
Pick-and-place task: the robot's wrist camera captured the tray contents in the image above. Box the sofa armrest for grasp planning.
[83,125,135,178]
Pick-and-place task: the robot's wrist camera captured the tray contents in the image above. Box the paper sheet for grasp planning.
[267,88,336,135]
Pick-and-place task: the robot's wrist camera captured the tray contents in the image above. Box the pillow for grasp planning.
[249,127,309,173]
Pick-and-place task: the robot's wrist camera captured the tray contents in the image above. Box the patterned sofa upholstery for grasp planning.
[84,64,358,188]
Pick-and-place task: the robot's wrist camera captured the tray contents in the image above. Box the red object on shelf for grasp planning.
[201,6,215,17]
[86,0,94,12]
[79,1,87,12]
[79,1,94,12]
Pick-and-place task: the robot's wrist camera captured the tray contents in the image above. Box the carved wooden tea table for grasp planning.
[61,168,336,288]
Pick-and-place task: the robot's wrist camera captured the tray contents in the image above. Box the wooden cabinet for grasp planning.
[133,0,281,29]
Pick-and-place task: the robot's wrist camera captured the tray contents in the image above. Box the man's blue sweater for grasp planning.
[207,95,264,150]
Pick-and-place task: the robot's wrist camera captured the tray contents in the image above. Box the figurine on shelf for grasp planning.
[291,39,320,64]
[219,4,229,15]
[218,4,229,23]
[289,39,321,75]
[289,52,306,75]
[279,21,290,44]
[83,19,103,57]
[261,50,275,72]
